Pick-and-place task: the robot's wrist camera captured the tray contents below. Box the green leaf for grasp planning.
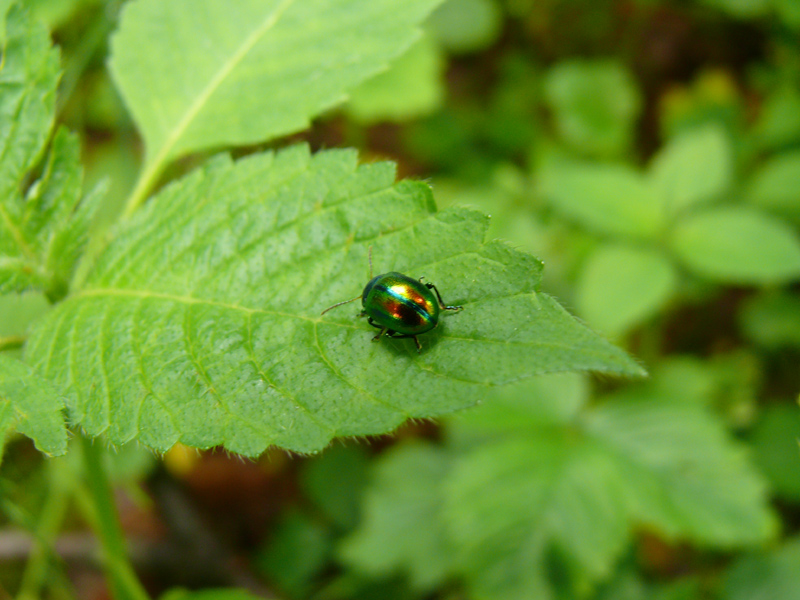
[339,442,453,591]
[746,150,800,224]
[346,35,444,123]
[109,0,443,209]
[24,145,644,456]
[750,404,800,502]
[0,354,66,456]
[0,6,62,294]
[754,85,800,149]
[670,206,800,284]
[441,374,775,598]
[300,444,369,530]
[160,589,267,600]
[701,0,770,18]
[538,160,664,240]
[576,244,677,337]
[587,388,777,546]
[256,509,332,597]
[0,6,100,298]
[649,125,733,215]
[722,537,800,600]
[444,433,630,596]
[543,59,641,157]
[427,0,503,54]
[739,291,800,349]
[446,372,589,443]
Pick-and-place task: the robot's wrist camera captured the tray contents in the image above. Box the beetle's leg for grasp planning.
[366,317,383,330]
[372,327,387,342]
[413,335,422,353]
[423,280,463,312]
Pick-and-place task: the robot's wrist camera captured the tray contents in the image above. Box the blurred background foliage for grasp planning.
[2,0,800,598]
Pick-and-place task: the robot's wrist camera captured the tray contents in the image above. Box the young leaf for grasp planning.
[109,0,444,211]
[339,442,453,591]
[576,244,677,338]
[648,124,733,216]
[543,59,641,157]
[538,160,664,240]
[0,354,66,456]
[0,6,99,298]
[670,206,800,284]
[24,145,644,457]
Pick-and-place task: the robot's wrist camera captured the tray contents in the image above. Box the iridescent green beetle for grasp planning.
[321,248,463,352]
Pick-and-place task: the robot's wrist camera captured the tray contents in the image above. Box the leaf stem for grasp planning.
[79,435,150,600]
[121,159,161,220]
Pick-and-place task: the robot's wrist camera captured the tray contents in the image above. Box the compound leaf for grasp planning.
[0,6,99,297]
[25,145,643,456]
[0,354,66,456]
[439,371,775,596]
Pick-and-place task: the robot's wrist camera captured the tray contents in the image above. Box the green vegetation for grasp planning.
[1,0,799,598]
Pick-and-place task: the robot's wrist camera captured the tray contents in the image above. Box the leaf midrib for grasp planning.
[143,0,297,172]
[72,288,603,353]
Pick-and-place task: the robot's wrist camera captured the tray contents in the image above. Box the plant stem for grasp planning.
[15,469,70,600]
[79,435,150,600]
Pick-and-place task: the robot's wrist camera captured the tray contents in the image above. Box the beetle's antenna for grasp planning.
[368,245,374,279]
[321,296,361,315]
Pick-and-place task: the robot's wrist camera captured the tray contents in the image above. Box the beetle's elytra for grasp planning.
[321,248,463,353]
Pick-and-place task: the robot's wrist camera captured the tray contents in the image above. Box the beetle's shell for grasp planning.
[361,272,440,335]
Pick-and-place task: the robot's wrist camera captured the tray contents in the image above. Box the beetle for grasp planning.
[321,247,463,352]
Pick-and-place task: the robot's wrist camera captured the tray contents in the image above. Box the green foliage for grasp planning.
[340,370,776,599]
[746,149,800,224]
[722,537,800,600]
[649,125,733,216]
[256,510,333,597]
[346,35,444,123]
[740,291,800,349]
[670,207,800,284]
[3,0,800,599]
[543,59,642,157]
[160,589,268,600]
[576,244,677,337]
[0,354,65,455]
[109,0,444,212]
[22,144,642,456]
[427,0,503,54]
[538,161,664,239]
[750,404,800,501]
[0,5,98,299]
[340,442,453,591]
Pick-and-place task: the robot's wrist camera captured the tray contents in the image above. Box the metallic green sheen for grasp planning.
[361,272,440,335]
